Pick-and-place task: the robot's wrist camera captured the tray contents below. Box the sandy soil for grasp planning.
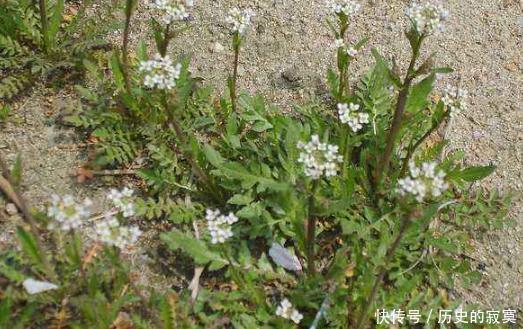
[1,0,521,312]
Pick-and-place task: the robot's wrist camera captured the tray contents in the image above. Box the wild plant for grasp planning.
[1,0,513,328]
[0,0,117,100]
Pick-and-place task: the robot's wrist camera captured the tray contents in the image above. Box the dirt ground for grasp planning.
[1,0,521,312]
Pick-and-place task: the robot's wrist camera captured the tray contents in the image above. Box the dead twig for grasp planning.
[0,156,41,231]
[92,169,138,176]
[188,196,204,302]
[0,153,56,279]
[188,218,205,302]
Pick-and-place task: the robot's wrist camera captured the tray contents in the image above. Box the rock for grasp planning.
[280,67,303,88]
[5,203,17,216]
[211,42,224,53]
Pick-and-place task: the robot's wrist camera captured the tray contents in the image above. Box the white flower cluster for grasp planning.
[226,7,255,35]
[92,187,141,249]
[148,0,194,25]
[406,1,448,35]
[205,209,239,244]
[276,298,303,324]
[326,0,362,16]
[338,103,369,132]
[397,161,449,202]
[333,39,358,57]
[107,187,135,218]
[93,215,142,250]
[47,194,93,231]
[442,84,468,117]
[297,135,343,179]
[138,54,182,90]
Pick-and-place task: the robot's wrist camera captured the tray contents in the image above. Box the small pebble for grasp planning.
[5,203,18,216]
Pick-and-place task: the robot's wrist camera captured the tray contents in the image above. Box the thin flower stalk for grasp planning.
[38,0,49,53]
[353,214,412,329]
[122,0,136,93]
[226,8,254,113]
[373,34,425,190]
[327,1,361,98]
[0,155,56,280]
[160,92,221,201]
[229,33,241,113]
[306,179,320,275]
[399,109,449,177]
[376,1,449,188]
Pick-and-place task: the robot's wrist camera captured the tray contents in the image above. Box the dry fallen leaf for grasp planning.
[82,242,102,270]
[76,167,94,183]
[110,312,135,329]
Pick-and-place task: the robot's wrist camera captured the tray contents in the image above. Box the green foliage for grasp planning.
[0,104,11,122]
[1,1,514,328]
[0,0,119,101]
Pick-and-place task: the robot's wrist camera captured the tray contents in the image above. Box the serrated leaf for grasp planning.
[227,194,253,205]
[16,228,44,268]
[406,73,435,113]
[219,162,288,192]
[161,230,226,266]
[109,51,125,90]
[48,0,64,46]
[0,294,11,326]
[10,153,22,187]
[203,144,224,167]
[432,67,454,74]
[454,165,496,182]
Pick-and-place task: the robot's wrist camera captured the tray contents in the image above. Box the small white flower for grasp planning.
[148,0,193,25]
[333,38,345,48]
[206,209,239,244]
[442,84,468,117]
[121,187,134,197]
[276,298,303,324]
[347,46,358,57]
[23,278,58,295]
[107,189,123,202]
[338,103,369,133]
[138,54,182,90]
[106,188,136,218]
[226,7,255,35]
[297,135,343,179]
[397,161,449,202]
[406,1,448,35]
[93,215,142,249]
[326,0,361,16]
[47,195,92,232]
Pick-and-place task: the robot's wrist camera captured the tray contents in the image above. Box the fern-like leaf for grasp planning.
[0,74,30,100]
[0,35,28,57]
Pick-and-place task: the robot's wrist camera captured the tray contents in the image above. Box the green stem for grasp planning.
[399,115,447,178]
[342,133,353,179]
[122,0,135,93]
[373,35,424,190]
[38,0,49,53]
[353,214,412,329]
[161,93,221,201]
[70,230,85,279]
[306,180,320,275]
[229,33,241,113]
[159,24,171,57]
[337,17,349,99]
